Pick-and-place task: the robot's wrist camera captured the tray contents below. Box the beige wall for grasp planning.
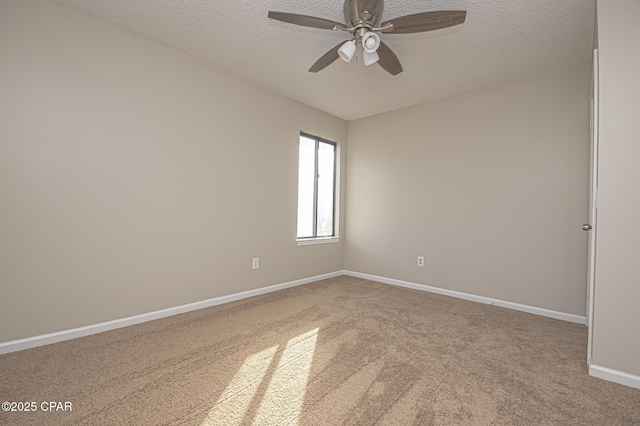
[592,0,640,376]
[346,63,591,316]
[0,0,347,342]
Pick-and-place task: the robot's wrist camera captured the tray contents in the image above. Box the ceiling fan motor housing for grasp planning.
[344,0,384,31]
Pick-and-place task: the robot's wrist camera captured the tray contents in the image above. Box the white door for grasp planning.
[586,49,599,366]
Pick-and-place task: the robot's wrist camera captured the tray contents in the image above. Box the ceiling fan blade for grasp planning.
[268,11,344,30]
[309,42,343,73]
[376,42,403,75]
[382,11,466,34]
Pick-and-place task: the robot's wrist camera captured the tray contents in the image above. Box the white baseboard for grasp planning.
[0,271,343,355]
[589,364,640,389]
[344,271,587,325]
[0,270,589,355]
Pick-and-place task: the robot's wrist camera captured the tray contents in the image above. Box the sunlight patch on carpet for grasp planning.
[201,344,278,425]
[253,328,319,425]
[200,328,320,425]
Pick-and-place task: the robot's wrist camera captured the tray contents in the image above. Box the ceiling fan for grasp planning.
[268,0,466,76]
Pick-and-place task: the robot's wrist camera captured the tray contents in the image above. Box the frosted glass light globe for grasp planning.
[365,37,377,50]
[362,32,380,54]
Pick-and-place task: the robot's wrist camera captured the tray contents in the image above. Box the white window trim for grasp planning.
[296,133,339,240]
[296,236,341,246]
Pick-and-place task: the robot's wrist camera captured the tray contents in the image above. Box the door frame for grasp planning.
[586,48,599,366]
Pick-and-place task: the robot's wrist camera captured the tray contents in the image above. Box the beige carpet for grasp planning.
[1,275,639,425]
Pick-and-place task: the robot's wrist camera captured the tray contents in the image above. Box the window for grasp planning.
[297,134,337,241]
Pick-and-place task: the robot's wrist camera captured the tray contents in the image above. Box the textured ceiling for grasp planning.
[49,0,596,121]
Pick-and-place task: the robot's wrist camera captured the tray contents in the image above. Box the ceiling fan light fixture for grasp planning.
[338,40,357,62]
[363,50,380,66]
[362,32,381,53]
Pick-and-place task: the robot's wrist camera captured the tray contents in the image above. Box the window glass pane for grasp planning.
[297,136,316,238]
[316,141,335,237]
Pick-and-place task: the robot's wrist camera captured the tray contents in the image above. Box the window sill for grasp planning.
[296,237,341,246]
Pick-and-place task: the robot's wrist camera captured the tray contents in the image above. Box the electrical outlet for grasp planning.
[417,256,425,267]
[252,257,260,270]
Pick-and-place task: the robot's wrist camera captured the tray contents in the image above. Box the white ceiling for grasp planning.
[50,0,596,121]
